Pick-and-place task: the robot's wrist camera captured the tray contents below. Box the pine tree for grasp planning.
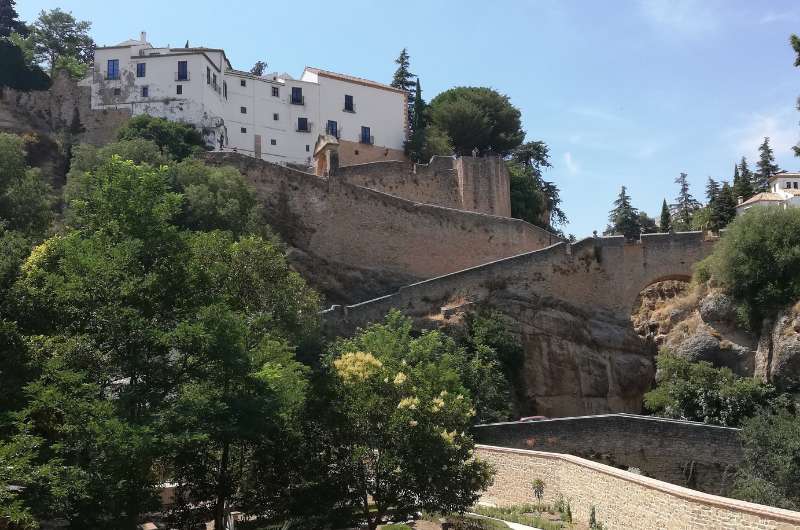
[406,77,428,161]
[712,181,737,230]
[391,48,416,151]
[670,172,700,230]
[705,177,720,203]
[606,186,641,239]
[754,137,781,192]
[732,163,753,204]
[793,35,800,157]
[0,0,27,38]
[659,199,672,232]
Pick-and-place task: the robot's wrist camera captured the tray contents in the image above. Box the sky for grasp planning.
[18,0,800,237]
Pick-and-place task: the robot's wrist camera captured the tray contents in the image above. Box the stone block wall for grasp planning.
[335,155,511,217]
[477,445,800,530]
[204,152,557,283]
[473,414,741,495]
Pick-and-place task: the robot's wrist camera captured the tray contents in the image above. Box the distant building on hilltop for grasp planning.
[736,171,800,214]
[85,32,408,166]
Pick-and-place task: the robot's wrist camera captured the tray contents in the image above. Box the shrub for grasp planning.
[0,41,50,91]
[117,115,206,160]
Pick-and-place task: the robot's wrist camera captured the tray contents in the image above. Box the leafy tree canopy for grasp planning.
[429,87,524,156]
[0,0,27,37]
[116,115,207,160]
[644,353,787,427]
[605,185,640,239]
[29,8,93,74]
[507,141,566,231]
[0,40,50,90]
[695,206,800,326]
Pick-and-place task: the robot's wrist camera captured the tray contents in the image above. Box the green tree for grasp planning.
[670,172,701,230]
[605,186,640,239]
[710,182,736,231]
[390,48,415,92]
[0,0,27,38]
[732,162,753,204]
[0,133,53,235]
[754,136,781,192]
[638,212,658,234]
[644,354,784,427]
[732,409,800,510]
[659,199,672,232]
[695,206,800,326]
[429,87,525,156]
[322,312,494,530]
[738,157,755,197]
[29,8,93,74]
[419,125,453,160]
[116,114,206,160]
[705,177,719,203]
[250,60,267,76]
[406,77,428,162]
[507,141,566,230]
[793,34,800,157]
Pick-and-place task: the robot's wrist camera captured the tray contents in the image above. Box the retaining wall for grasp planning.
[477,445,800,530]
[473,414,741,495]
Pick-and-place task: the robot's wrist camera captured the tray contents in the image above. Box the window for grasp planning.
[291,86,303,105]
[272,86,279,97]
[270,139,277,146]
[787,182,792,189]
[240,106,247,114]
[107,59,119,80]
[136,63,146,77]
[113,87,121,96]
[223,81,227,99]
[306,145,310,152]
[326,120,338,137]
[273,113,279,121]
[344,94,354,112]
[176,84,183,95]
[240,79,246,87]
[177,60,188,81]
[795,182,799,189]
[360,126,372,144]
[241,127,247,133]
[141,86,149,97]
[212,73,217,89]
[297,117,309,132]
[207,67,211,84]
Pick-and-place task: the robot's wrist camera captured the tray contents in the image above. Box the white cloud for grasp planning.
[725,109,799,162]
[563,152,580,175]
[638,0,720,36]
[759,10,799,24]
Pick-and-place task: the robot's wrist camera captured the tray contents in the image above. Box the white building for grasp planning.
[87,33,408,166]
[736,171,800,214]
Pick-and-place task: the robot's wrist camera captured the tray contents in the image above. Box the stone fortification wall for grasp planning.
[474,414,741,495]
[0,71,129,145]
[324,232,715,333]
[204,152,557,282]
[336,155,511,217]
[477,445,800,530]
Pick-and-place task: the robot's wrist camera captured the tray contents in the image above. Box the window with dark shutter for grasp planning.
[136,63,146,77]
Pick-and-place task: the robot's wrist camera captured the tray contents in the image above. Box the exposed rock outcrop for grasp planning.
[632,281,800,391]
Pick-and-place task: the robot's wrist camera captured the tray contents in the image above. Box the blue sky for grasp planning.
[19,0,800,237]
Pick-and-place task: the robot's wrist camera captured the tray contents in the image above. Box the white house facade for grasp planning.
[736,171,800,214]
[87,33,408,166]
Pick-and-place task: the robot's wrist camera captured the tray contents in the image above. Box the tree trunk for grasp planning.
[213,441,230,529]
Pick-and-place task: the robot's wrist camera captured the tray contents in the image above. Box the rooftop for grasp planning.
[738,192,787,207]
[304,67,407,94]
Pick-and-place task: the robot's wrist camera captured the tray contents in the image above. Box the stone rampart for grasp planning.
[204,152,558,282]
[324,232,716,334]
[335,155,510,217]
[477,445,800,530]
[473,414,741,495]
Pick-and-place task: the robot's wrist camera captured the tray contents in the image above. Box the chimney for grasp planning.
[737,195,744,205]
[140,31,147,42]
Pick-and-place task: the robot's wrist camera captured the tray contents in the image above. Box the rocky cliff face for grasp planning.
[632,281,800,391]
[439,291,656,418]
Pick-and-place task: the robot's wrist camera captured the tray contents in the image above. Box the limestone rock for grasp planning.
[764,309,800,391]
[698,291,736,323]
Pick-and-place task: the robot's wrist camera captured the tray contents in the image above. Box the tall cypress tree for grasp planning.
[712,181,737,230]
[659,199,672,232]
[406,78,428,161]
[670,172,700,230]
[606,186,641,239]
[754,137,781,192]
[391,48,416,151]
[705,177,720,203]
[739,157,755,197]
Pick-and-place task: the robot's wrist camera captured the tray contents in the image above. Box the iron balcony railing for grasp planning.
[290,94,305,105]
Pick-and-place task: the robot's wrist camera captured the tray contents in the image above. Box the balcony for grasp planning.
[296,121,313,133]
[175,72,190,81]
[360,135,374,145]
[326,125,341,138]
[290,95,305,106]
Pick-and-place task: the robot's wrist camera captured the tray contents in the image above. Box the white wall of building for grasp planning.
[89,36,407,166]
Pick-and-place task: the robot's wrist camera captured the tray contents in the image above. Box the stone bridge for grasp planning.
[324,231,718,334]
